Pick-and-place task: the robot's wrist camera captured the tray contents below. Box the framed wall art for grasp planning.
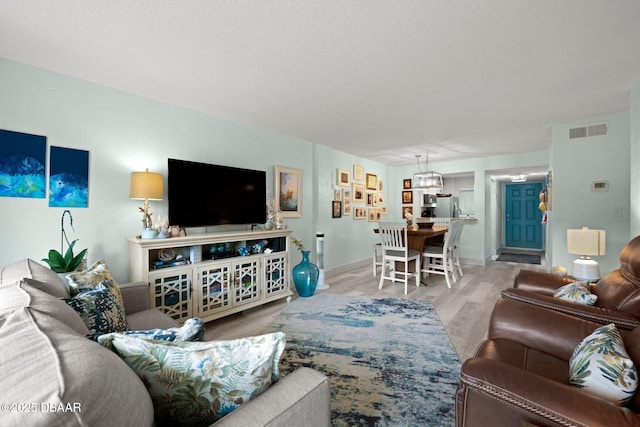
[0,129,46,198]
[49,146,89,208]
[366,173,378,190]
[403,178,412,189]
[353,164,364,181]
[332,200,342,218]
[352,183,365,203]
[354,207,367,219]
[275,165,302,217]
[402,190,413,204]
[342,189,351,216]
[337,168,350,186]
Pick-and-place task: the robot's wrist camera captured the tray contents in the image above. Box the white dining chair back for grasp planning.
[377,222,421,294]
[421,220,460,288]
[452,220,465,278]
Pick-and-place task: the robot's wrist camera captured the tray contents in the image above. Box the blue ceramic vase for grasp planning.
[292,250,319,297]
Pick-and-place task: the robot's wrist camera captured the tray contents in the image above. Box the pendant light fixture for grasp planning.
[412,154,444,192]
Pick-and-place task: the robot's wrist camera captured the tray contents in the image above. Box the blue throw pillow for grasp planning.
[97,317,205,350]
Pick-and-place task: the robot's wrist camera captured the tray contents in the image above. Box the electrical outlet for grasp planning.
[614,207,623,217]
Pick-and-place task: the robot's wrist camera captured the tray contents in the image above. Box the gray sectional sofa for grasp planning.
[0,258,331,427]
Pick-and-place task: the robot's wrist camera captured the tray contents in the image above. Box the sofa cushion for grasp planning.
[97,317,204,349]
[569,323,638,406]
[0,258,70,297]
[0,280,154,426]
[63,280,129,340]
[67,259,124,306]
[0,279,89,336]
[107,332,286,426]
[554,281,597,306]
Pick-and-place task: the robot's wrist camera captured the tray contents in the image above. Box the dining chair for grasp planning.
[421,220,459,288]
[377,222,421,294]
[451,220,465,278]
[372,243,383,277]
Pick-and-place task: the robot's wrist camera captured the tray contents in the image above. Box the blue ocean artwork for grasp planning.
[0,129,46,198]
[49,146,89,208]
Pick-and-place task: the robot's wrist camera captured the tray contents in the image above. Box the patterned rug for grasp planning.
[269,294,461,427]
[496,252,541,264]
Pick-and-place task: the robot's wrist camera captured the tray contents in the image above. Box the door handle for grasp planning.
[506,214,510,222]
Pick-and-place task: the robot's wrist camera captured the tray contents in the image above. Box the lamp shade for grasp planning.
[567,227,606,256]
[129,169,163,200]
[412,171,444,190]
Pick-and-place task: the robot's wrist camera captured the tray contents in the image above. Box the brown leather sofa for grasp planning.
[502,235,640,330]
[456,298,640,426]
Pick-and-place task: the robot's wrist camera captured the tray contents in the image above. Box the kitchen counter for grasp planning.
[418,217,478,222]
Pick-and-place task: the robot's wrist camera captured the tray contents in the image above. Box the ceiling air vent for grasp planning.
[569,122,608,140]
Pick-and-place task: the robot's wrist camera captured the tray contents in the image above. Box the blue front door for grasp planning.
[505,182,543,249]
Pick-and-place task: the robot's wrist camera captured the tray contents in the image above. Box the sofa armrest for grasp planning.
[119,281,152,315]
[212,367,331,427]
[502,288,640,330]
[488,298,602,360]
[457,358,640,427]
[512,269,575,295]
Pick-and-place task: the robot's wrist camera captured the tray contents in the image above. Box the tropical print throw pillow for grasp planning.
[569,323,637,405]
[554,281,598,305]
[66,259,125,307]
[107,331,286,426]
[97,317,205,349]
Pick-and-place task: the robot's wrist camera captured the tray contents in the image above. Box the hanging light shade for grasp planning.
[412,154,444,190]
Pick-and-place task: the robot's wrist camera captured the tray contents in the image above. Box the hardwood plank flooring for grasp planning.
[204,254,547,362]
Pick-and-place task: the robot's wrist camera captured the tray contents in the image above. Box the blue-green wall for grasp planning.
[549,112,630,275]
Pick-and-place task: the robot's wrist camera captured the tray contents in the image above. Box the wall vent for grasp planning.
[569,122,608,140]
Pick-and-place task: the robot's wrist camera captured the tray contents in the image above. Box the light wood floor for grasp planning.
[205,253,547,362]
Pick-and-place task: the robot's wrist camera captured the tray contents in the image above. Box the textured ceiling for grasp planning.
[1,1,639,166]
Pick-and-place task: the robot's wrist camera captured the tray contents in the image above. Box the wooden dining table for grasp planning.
[374,226,448,275]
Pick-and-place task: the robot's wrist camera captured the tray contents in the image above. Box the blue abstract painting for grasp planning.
[49,146,89,207]
[0,129,47,198]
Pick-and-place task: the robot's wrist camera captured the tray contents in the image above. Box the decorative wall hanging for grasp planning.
[342,189,351,216]
[332,201,342,218]
[337,168,350,186]
[354,207,367,219]
[402,190,413,204]
[353,164,364,181]
[275,165,302,217]
[403,178,412,189]
[352,183,365,203]
[0,129,46,198]
[366,173,378,190]
[49,146,89,207]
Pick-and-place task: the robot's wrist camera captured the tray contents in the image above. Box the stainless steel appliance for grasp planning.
[421,193,437,217]
[435,196,459,218]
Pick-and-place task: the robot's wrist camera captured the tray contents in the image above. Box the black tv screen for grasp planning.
[168,158,266,227]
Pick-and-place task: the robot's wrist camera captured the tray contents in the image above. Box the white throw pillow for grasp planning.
[569,323,637,406]
[554,281,597,305]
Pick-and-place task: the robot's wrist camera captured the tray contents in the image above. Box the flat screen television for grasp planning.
[168,158,266,227]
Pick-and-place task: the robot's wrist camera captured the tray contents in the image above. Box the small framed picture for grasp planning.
[366,173,378,190]
[367,192,375,206]
[332,201,342,218]
[381,206,388,215]
[275,165,303,217]
[403,206,413,218]
[378,180,383,192]
[334,189,342,201]
[337,168,350,186]
[402,190,413,204]
[368,208,381,222]
[403,179,412,189]
[354,207,367,219]
[352,183,365,203]
[342,190,351,216]
[353,164,364,181]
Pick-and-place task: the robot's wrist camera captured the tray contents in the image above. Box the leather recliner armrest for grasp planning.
[512,269,575,294]
[502,288,640,330]
[487,298,604,360]
[457,358,640,427]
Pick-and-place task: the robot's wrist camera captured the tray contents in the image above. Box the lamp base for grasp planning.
[141,228,157,239]
[572,257,600,282]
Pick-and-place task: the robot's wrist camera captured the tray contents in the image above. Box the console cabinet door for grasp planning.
[264,252,289,298]
[196,262,232,318]
[232,257,261,307]
[148,267,192,322]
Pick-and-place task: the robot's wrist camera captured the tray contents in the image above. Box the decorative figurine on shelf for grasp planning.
[264,197,275,230]
[275,210,284,229]
[290,236,319,297]
[155,215,170,238]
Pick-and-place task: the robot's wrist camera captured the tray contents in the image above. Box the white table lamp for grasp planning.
[567,227,606,282]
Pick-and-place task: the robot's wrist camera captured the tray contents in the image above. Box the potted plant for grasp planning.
[42,210,88,273]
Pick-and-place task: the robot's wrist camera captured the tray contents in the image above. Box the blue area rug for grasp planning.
[270,294,461,426]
